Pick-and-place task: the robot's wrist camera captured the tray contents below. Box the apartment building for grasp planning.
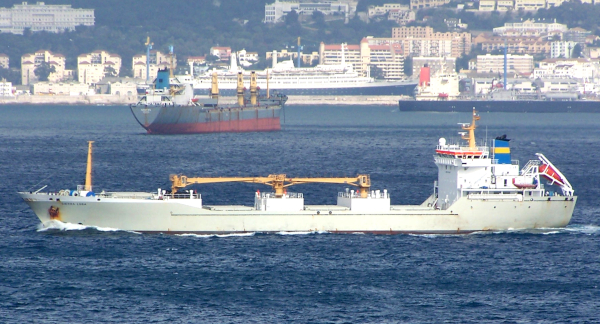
[388,9,415,26]
[412,57,456,76]
[514,0,547,10]
[534,58,600,80]
[476,54,534,74]
[409,0,450,10]
[264,0,355,23]
[0,80,13,96]
[493,19,567,36]
[474,34,550,55]
[318,40,406,79]
[236,49,259,67]
[0,53,8,69]
[392,26,471,57]
[21,50,66,85]
[0,1,94,35]
[132,51,174,80]
[550,41,578,58]
[319,43,365,74]
[367,42,405,80]
[77,51,121,85]
[367,3,409,18]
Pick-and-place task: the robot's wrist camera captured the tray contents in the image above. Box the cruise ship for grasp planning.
[191,53,417,96]
[20,110,576,234]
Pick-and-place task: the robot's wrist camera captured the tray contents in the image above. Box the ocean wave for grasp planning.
[36,220,139,234]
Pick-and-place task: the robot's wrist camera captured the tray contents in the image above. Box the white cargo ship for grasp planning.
[19,110,576,234]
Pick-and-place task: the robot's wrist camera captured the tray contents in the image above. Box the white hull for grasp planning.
[20,192,575,234]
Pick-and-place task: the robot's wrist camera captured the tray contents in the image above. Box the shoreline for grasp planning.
[0,94,408,106]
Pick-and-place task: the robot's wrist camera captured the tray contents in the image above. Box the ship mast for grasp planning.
[461,108,480,149]
[85,141,94,191]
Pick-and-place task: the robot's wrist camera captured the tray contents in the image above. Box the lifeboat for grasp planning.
[191,98,199,103]
[512,178,537,189]
[539,164,565,185]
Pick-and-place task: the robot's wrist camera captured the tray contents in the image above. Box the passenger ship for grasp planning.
[19,110,576,234]
[190,54,417,96]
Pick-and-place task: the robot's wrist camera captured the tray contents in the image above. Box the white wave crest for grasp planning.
[565,224,600,235]
[37,220,137,233]
[277,230,329,235]
[176,232,256,238]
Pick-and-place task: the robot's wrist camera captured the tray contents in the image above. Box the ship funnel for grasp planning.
[230,52,238,72]
[250,71,258,105]
[272,50,277,68]
[210,72,219,100]
[237,72,244,106]
[419,66,430,87]
[85,141,94,191]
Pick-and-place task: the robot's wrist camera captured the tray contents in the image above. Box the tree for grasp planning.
[312,10,326,28]
[404,56,413,77]
[104,66,117,77]
[206,54,220,63]
[572,43,583,58]
[285,10,299,26]
[370,65,385,79]
[34,62,56,82]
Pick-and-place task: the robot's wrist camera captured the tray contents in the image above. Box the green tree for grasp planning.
[285,10,299,26]
[34,62,56,82]
[312,10,326,28]
[104,66,117,77]
[404,56,413,77]
[370,65,385,79]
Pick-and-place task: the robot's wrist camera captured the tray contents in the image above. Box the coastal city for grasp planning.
[0,0,599,105]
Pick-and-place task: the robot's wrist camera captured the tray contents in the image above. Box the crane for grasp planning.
[144,37,153,84]
[170,174,372,198]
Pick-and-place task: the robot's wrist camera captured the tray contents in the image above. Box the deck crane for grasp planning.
[170,174,372,198]
[144,37,153,84]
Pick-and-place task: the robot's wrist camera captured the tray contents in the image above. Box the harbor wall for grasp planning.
[0,95,409,106]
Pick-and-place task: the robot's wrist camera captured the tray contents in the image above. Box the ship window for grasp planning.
[504,179,507,186]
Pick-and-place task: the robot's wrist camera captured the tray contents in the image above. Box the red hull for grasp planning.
[146,117,281,134]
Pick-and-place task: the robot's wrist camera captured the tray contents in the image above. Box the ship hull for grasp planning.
[130,105,281,134]
[20,193,576,234]
[398,100,600,113]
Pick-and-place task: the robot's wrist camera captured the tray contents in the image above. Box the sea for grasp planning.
[1,104,599,323]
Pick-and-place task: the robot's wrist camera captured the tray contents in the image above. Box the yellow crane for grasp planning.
[170,174,372,198]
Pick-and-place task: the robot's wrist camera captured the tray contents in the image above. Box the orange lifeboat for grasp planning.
[539,164,564,185]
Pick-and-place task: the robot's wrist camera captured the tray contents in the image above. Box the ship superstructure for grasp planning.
[414,65,461,101]
[20,110,576,234]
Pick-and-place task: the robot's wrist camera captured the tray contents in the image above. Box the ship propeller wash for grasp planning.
[20,110,576,234]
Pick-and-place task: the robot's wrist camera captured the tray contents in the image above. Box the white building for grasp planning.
[412,57,456,76]
[0,53,8,68]
[21,50,67,85]
[533,58,600,80]
[237,49,259,67]
[264,0,355,23]
[0,80,14,96]
[550,41,578,59]
[493,19,567,36]
[32,81,91,95]
[77,51,122,85]
[0,1,94,35]
[477,54,534,74]
[368,3,409,18]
